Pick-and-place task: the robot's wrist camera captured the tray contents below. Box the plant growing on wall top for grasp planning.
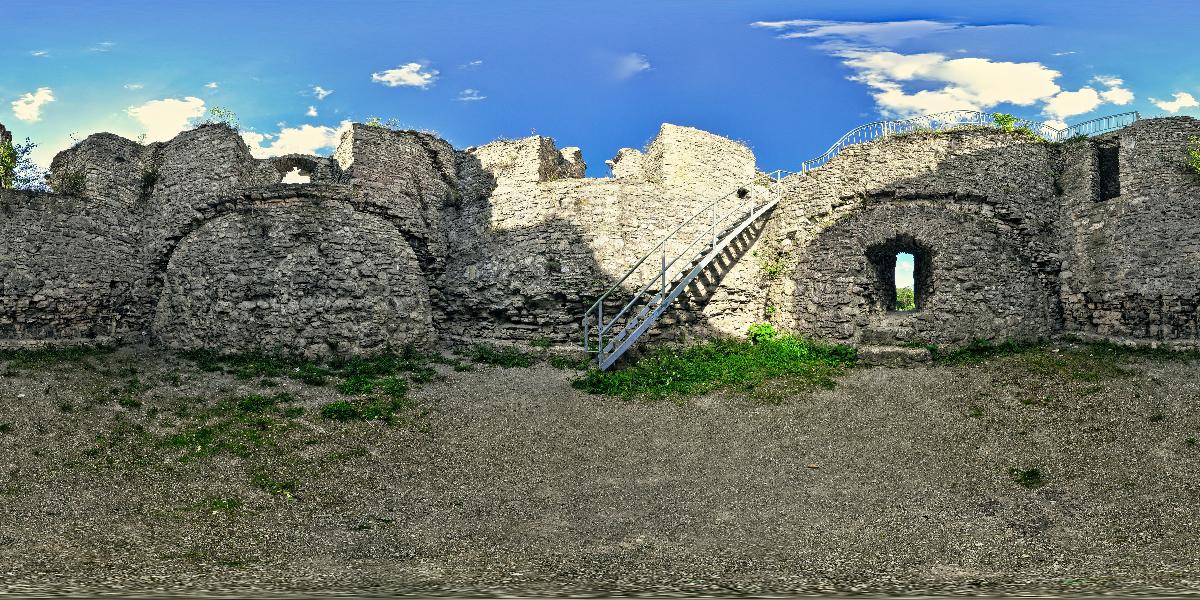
[1188,137,1200,176]
[195,106,240,130]
[0,137,48,191]
[991,113,1018,132]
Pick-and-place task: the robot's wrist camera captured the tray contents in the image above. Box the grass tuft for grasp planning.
[1008,466,1046,488]
[573,334,856,401]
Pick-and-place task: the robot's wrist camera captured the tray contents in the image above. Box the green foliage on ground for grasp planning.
[1008,466,1046,488]
[465,344,536,368]
[573,327,857,401]
[0,345,115,367]
[162,393,299,461]
[931,339,1043,365]
[895,287,915,311]
[180,347,455,423]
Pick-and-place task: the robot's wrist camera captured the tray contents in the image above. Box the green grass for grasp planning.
[932,339,1043,365]
[162,393,298,461]
[1008,466,1046,488]
[250,472,299,501]
[0,345,114,367]
[573,334,856,400]
[466,344,536,368]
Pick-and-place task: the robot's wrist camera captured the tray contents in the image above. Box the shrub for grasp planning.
[1187,137,1200,176]
[992,113,1018,132]
[0,137,48,191]
[895,287,916,311]
[747,322,777,344]
[195,106,240,130]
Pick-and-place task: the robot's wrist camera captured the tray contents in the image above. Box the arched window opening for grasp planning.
[281,167,311,184]
[866,236,933,313]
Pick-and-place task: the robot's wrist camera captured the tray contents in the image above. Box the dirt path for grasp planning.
[1,345,1198,595]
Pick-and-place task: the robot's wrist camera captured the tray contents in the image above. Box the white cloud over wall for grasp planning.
[1152,92,1199,113]
[754,18,1137,124]
[11,87,56,122]
[371,63,438,88]
[240,120,353,158]
[126,97,206,142]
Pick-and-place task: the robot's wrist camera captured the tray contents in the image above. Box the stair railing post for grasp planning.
[597,302,603,354]
[711,202,716,247]
[661,252,667,295]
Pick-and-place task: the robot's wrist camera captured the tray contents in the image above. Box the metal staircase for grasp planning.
[581,170,788,370]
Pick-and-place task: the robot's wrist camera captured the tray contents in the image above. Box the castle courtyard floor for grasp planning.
[0,344,1198,596]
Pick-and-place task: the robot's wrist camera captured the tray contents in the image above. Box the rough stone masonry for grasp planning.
[1,116,1198,356]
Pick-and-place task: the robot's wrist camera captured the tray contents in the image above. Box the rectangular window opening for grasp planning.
[895,252,915,311]
[1096,145,1120,201]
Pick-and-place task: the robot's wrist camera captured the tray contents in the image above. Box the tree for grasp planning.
[0,137,48,191]
[895,287,916,311]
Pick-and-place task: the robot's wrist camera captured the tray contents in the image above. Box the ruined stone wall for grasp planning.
[1058,117,1200,347]
[762,128,1062,347]
[3,116,1200,356]
[441,124,766,345]
[0,191,141,345]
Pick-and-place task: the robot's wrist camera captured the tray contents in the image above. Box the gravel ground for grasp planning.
[1,344,1199,596]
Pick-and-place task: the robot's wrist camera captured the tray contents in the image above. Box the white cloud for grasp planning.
[1095,76,1134,105]
[1052,51,1078,56]
[753,18,1136,122]
[205,81,219,89]
[371,63,438,88]
[240,120,353,158]
[456,89,486,102]
[11,87,56,122]
[124,83,144,90]
[29,50,48,57]
[1152,92,1199,113]
[837,50,1061,116]
[312,85,333,100]
[1043,87,1103,121]
[751,19,1026,49]
[88,41,115,53]
[615,53,651,79]
[461,59,483,68]
[126,96,206,142]
[306,105,318,117]
[280,167,311,183]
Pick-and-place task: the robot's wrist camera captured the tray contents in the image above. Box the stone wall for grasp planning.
[1057,117,1200,347]
[2,116,1199,356]
[760,128,1063,347]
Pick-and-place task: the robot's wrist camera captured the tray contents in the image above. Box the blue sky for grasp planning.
[3,0,1199,175]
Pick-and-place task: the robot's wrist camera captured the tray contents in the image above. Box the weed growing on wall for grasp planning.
[195,106,240,130]
[1187,137,1200,176]
[991,113,1018,132]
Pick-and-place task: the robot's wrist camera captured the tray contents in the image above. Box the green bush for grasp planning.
[573,334,856,400]
[992,113,1018,132]
[1187,137,1200,176]
[747,322,777,344]
[895,287,915,311]
[0,137,47,191]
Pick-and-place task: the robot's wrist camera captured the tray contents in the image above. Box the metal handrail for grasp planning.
[800,110,1140,172]
[582,170,788,359]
